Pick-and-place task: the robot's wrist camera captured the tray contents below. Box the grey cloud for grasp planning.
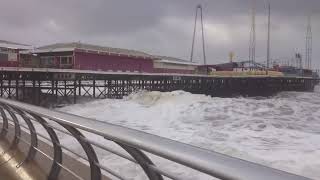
[0,0,319,67]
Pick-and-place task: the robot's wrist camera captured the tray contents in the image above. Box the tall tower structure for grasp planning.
[190,4,207,65]
[305,16,312,69]
[266,3,271,70]
[249,0,256,67]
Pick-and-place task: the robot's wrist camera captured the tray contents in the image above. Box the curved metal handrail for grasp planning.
[0,98,311,180]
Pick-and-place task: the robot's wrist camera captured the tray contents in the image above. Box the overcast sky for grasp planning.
[1,0,319,68]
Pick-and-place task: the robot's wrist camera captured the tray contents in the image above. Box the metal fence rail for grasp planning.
[0,98,311,180]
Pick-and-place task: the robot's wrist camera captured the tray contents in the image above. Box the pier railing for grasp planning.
[0,98,311,180]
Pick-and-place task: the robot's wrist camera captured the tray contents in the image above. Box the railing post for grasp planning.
[13,108,38,165]
[30,113,63,180]
[117,142,164,180]
[0,106,8,137]
[0,103,21,149]
[59,124,101,180]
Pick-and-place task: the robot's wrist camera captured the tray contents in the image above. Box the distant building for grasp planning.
[197,62,238,74]
[0,40,31,67]
[153,56,199,74]
[198,61,268,74]
[21,42,199,74]
[21,42,155,72]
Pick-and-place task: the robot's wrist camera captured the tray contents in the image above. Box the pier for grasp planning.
[0,67,317,106]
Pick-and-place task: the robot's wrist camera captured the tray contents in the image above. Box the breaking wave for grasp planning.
[58,87,320,179]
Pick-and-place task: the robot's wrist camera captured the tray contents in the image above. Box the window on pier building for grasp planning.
[60,56,73,65]
[0,53,8,61]
[40,56,55,67]
[39,56,73,68]
[0,48,9,61]
[59,56,73,69]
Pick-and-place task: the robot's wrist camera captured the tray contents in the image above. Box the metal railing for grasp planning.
[0,98,311,180]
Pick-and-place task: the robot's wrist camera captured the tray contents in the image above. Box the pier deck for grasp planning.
[0,67,317,106]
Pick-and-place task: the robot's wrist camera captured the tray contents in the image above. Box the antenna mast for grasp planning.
[306,15,312,69]
[267,2,271,73]
[190,5,207,65]
[249,0,256,68]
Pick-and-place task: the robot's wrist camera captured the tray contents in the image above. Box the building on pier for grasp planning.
[153,56,199,74]
[20,42,155,72]
[20,42,199,74]
[0,40,31,67]
[197,61,284,77]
